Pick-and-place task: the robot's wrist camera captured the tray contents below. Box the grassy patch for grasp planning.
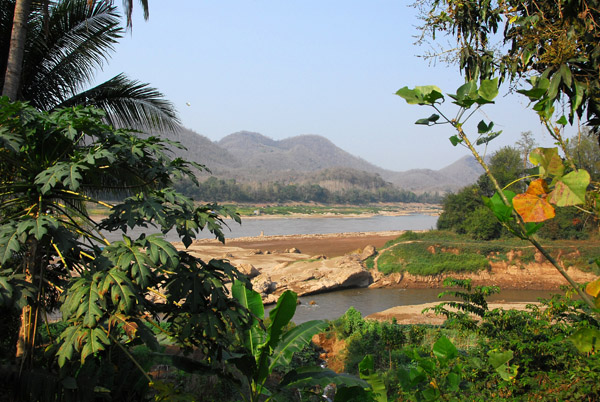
[377,230,600,275]
[377,242,489,275]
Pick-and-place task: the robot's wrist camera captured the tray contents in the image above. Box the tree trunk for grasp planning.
[2,0,32,100]
[16,238,38,368]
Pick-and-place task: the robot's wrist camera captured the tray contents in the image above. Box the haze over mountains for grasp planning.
[167,128,482,194]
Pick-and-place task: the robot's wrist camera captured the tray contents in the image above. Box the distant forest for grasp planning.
[174,176,442,204]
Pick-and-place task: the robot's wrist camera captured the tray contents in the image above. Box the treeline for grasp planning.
[438,138,599,240]
[174,176,441,204]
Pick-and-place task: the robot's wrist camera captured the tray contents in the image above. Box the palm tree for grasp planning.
[1,0,177,131]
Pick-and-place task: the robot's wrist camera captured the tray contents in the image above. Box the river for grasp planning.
[105,213,439,243]
[102,213,555,324]
[289,288,554,324]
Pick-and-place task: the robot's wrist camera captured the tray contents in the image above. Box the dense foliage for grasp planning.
[175,176,442,205]
[331,284,600,401]
[0,99,251,400]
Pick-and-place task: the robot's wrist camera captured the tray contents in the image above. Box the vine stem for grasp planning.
[455,124,598,312]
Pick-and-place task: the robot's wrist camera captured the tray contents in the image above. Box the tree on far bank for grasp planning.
[438,147,524,240]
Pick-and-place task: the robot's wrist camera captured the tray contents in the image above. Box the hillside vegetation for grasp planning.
[161,128,482,194]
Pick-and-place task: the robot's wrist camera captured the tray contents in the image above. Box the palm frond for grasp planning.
[58,73,180,131]
[21,0,122,110]
[122,0,149,28]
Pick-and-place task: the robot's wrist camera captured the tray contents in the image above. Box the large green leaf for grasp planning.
[99,269,137,314]
[482,190,515,223]
[34,162,86,194]
[145,234,180,269]
[478,78,499,101]
[359,355,388,402]
[0,128,23,152]
[529,147,564,177]
[74,277,104,328]
[548,169,590,206]
[568,327,600,354]
[270,319,327,371]
[80,327,110,362]
[105,237,153,288]
[256,290,297,383]
[232,280,265,354]
[396,85,444,105]
[488,349,517,381]
[433,336,457,362]
[0,224,23,263]
[56,326,78,367]
[280,366,368,389]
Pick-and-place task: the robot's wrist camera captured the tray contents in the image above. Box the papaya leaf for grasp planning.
[0,224,22,263]
[0,128,23,152]
[109,313,138,340]
[145,234,179,269]
[100,270,137,313]
[75,279,103,328]
[568,328,600,354]
[529,147,564,177]
[56,326,78,367]
[80,327,110,362]
[548,169,590,206]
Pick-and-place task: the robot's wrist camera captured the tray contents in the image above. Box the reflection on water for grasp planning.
[285,288,556,324]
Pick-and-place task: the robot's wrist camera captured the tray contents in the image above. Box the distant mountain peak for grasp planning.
[161,128,482,193]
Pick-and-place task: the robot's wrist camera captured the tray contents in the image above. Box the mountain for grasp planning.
[163,129,482,193]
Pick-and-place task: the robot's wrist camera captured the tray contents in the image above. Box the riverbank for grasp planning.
[177,230,596,324]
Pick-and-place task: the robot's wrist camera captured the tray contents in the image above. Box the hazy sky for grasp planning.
[95,0,569,171]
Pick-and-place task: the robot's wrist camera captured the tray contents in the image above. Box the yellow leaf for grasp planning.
[586,278,600,298]
[525,179,549,196]
[513,193,555,222]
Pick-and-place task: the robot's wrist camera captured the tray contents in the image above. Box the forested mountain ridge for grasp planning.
[163,128,482,193]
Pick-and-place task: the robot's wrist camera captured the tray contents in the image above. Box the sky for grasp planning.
[94,0,570,172]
